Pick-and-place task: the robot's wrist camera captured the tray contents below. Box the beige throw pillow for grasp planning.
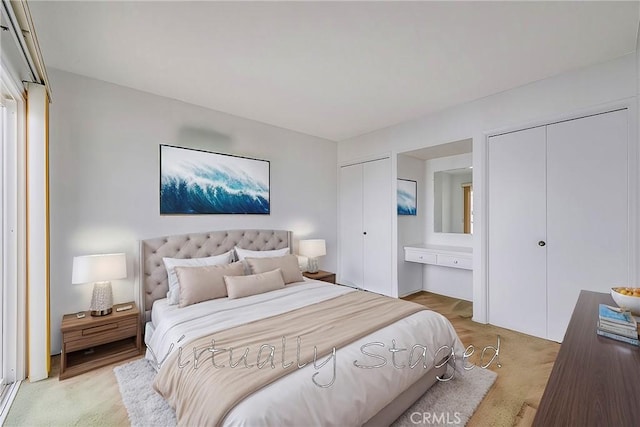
[224,268,286,299]
[175,261,244,307]
[245,255,304,284]
[163,250,234,305]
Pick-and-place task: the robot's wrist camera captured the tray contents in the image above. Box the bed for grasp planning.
[140,229,464,426]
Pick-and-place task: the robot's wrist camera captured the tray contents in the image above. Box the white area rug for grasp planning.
[114,358,496,426]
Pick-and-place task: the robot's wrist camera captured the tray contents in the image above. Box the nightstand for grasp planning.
[60,302,142,380]
[303,270,336,284]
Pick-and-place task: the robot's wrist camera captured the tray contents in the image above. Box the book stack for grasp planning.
[597,304,639,346]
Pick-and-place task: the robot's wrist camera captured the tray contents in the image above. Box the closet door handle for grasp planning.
[538,241,546,247]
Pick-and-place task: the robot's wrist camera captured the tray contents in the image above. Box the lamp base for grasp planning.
[89,281,114,317]
[307,257,319,274]
[91,308,112,317]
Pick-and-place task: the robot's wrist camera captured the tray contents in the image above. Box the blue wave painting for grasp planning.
[397,179,417,215]
[160,145,270,214]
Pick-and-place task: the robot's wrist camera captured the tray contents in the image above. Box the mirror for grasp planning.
[434,168,473,234]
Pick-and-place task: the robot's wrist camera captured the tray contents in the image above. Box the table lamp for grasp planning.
[72,253,127,316]
[299,239,326,274]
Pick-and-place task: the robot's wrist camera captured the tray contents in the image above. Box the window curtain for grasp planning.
[1,0,51,383]
[26,83,50,381]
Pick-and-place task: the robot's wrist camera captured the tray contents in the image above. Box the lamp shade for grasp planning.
[299,239,326,258]
[72,253,127,284]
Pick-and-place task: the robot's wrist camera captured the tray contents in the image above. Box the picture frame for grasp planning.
[397,179,417,216]
[160,144,270,215]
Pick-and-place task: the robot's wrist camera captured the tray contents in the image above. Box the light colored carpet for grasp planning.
[391,367,497,426]
[114,359,176,427]
[404,292,560,427]
[115,358,497,426]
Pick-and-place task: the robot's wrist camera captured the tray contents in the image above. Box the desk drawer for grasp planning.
[437,255,472,270]
[405,250,437,265]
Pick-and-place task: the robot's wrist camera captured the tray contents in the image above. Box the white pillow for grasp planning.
[163,251,233,305]
[234,246,289,261]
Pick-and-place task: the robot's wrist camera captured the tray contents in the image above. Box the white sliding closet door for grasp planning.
[339,163,364,288]
[488,126,547,338]
[362,158,392,295]
[546,110,628,342]
[338,158,392,296]
[488,109,630,342]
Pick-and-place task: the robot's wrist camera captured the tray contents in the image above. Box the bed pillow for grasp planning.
[175,262,244,308]
[234,246,290,261]
[224,268,285,299]
[245,255,304,285]
[163,251,233,305]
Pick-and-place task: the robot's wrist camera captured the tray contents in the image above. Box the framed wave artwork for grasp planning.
[160,145,270,215]
[397,179,417,216]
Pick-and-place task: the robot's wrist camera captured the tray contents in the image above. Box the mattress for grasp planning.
[150,297,176,329]
[146,280,464,425]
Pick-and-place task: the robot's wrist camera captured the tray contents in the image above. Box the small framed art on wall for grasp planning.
[397,179,417,216]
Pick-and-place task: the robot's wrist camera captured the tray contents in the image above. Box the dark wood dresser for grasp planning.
[533,290,640,426]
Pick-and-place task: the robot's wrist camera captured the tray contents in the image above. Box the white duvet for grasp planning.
[146,280,464,426]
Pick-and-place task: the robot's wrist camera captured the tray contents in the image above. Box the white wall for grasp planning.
[424,266,472,302]
[48,69,338,354]
[339,55,636,161]
[339,53,638,323]
[396,154,424,296]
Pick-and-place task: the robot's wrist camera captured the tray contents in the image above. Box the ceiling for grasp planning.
[402,139,472,160]
[29,1,639,142]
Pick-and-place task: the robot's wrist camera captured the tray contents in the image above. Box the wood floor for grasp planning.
[5,291,560,426]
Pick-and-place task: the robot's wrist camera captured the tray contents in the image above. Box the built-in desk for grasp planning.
[533,290,640,426]
[404,244,472,270]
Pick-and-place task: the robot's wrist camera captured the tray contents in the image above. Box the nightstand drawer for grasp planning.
[83,323,119,335]
[64,317,137,350]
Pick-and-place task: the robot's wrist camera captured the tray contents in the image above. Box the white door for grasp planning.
[546,110,629,341]
[362,158,392,296]
[339,163,364,288]
[488,126,548,338]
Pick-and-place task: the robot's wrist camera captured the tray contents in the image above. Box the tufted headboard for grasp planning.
[139,229,292,322]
